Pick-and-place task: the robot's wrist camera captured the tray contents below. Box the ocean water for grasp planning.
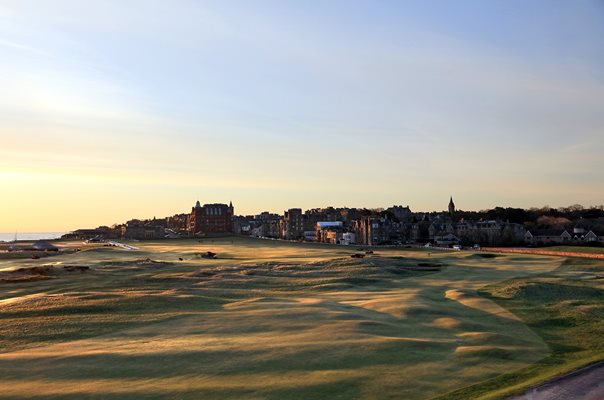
[0,232,66,242]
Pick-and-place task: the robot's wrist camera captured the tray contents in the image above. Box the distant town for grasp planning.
[59,198,604,248]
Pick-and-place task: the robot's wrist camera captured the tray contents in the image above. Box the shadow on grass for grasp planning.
[0,378,365,400]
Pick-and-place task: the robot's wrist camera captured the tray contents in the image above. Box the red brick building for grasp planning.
[189,201,234,235]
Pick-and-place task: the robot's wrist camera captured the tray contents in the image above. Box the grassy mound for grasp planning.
[468,253,500,259]
[490,281,603,302]
[435,257,604,400]
[0,238,598,400]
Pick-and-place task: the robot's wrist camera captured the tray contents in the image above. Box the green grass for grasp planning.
[0,237,601,399]
[434,257,604,400]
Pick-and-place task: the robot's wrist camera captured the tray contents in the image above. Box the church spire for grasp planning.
[448,196,455,214]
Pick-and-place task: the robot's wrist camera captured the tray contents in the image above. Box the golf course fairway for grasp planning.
[0,237,602,399]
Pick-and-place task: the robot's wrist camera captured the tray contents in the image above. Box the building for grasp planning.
[429,220,455,240]
[166,213,189,233]
[281,208,304,240]
[455,220,525,246]
[265,219,281,238]
[448,196,456,215]
[61,226,119,240]
[570,227,604,243]
[315,221,344,243]
[525,228,604,245]
[256,212,281,238]
[387,205,412,222]
[123,220,166,240]
[434,233,460,246]
[525,229,572,245]
[355,217,396,246]
[341,232,356,245]
[304,231,317,241]
[410,217,431,243]
[189,200,234,236]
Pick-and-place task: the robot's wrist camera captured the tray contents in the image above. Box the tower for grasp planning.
[190,200,203,234]
[448,196,455,215]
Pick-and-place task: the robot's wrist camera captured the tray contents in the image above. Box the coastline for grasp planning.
[0,233,66,242]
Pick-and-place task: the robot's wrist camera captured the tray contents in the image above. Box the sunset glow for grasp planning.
[1,0,603,231]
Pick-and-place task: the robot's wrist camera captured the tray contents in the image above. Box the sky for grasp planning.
[1,0,603,232]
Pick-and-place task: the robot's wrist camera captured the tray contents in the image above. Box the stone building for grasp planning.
[281,208,304,240]
[315,221,344,243]
[123,220,165,240]
[189,200,234,236]
[232,215,253,235]
[387,205,412,222]
[265,219,281,238]
[448,197,456,215]
[425,218,525,246]
[524,228,603,245]
[354,217,394,246]
[429,220,455,240]
[256,212,281,238]
[410,217,431,243]
[166,213,189,233]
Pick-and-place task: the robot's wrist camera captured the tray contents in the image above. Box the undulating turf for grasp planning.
[0,237,601,399]
[544,245,604,255]
[434,257,604,400]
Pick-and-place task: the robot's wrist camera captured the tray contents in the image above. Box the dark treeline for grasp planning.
[454,205,604,231]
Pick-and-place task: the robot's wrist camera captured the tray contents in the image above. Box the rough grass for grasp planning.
[0,237,599,399]
[546,246,604,255]
[434,257,604,400]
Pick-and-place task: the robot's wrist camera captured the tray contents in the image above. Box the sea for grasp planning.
[0,232,66,242]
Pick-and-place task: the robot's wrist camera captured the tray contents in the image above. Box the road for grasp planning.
[511,362,604,400]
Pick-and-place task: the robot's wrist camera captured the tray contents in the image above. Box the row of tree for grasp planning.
[455,205,604,231]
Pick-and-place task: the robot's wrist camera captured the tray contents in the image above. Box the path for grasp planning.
[510,362,604,400]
